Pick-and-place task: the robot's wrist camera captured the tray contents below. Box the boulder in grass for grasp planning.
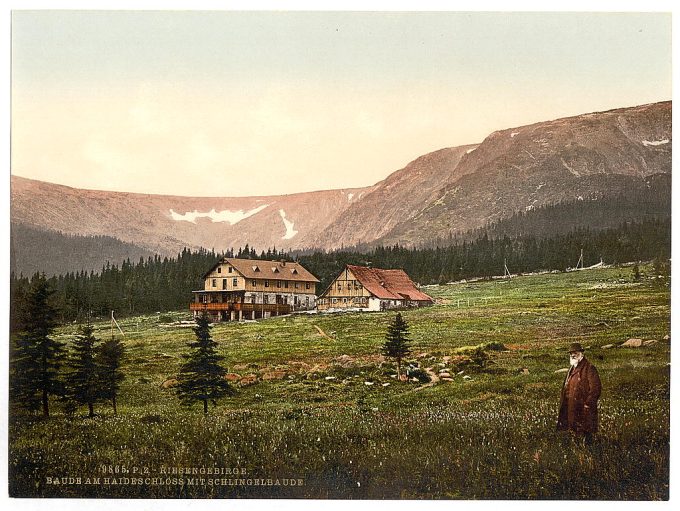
[224,373,241,382]
[643,340,658,346]
[554,368,569,373]
[621,338,643,348]
[663,335,670,342]
[262,370,286,380]
[160,378,178,389]
[439,372,451,379]
[441,377,454,382]
[240,374,258,386]
[601,344,615,349]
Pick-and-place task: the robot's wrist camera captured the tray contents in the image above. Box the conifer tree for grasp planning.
[382,313,412,381]
[66,322,100,417]
[176,312,234,414]
[10,274,65,416]
[98,335,126,415]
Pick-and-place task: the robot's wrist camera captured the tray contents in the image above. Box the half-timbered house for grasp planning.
[316,264,433,311]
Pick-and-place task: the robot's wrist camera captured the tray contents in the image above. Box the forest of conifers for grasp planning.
[10,215,670,330]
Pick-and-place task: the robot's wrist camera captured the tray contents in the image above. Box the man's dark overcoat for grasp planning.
[557,356,602,434]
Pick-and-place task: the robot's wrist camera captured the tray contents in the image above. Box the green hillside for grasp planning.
[9,264,670,499]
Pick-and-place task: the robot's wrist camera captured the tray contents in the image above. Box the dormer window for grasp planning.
[291,268,298,275]
[253,265,260,272]
[272,267,280,273]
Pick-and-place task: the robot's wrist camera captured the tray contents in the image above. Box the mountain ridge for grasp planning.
[10,100,671,270]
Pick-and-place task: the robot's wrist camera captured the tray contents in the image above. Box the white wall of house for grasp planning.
[243,291,316,309]
[368,297,382,311]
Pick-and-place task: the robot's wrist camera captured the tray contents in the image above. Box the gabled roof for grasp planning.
[203,258,319,283]
[346,265,433,302]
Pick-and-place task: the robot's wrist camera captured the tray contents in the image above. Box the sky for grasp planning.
[10,10,672,197]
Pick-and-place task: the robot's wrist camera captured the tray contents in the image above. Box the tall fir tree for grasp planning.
[10,274,65,416]
[66,322,101,417]
[98,335,126,415]
[176,312,234,414]
[382,313,412,381]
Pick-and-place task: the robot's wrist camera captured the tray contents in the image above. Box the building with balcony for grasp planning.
[316,264,433,312]
[190,257,319,321]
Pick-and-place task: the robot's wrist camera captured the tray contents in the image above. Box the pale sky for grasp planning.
[10,10,672,197]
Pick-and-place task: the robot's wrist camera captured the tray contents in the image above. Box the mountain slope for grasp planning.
[10,223,156,277]
[310,144,477,249]
[372,101,671,246]
[10,101,671,269]
[10,176,371,255]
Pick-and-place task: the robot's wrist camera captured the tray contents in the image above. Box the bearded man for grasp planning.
[557,342,602,444]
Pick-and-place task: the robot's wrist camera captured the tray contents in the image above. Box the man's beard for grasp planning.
[570,355,582,367]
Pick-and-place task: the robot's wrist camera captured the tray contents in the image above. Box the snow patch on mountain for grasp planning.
[279,209,298,240]
[642,139,669,147]
[169,204,269,224]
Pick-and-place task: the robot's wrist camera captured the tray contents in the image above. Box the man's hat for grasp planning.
[567,342,585,353]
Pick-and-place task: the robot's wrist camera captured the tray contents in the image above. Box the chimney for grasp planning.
[280,259,286,267]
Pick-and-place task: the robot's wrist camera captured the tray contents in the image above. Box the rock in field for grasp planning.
[160,378,178,389]
[224,373,241,382]
[262,370,286,380]
[239,374,258,386]
[601,344,615,349]
[643,340,658,346]
[554,368,569,373]
[621,338,643,348]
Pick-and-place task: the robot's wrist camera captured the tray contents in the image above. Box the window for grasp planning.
[277,281,282,288]
[250,294,256,304]
[228,267,233,273]
[306,283,311,290]
[212,279,217,287]
[343,298,348,303]
[284,281,289,288]
[222,279,227,290]
[332,298,337,304]
[233,278,238,286]
[252,280,257,287]
[217,267,222,274]
[295,282,299,289]
[337,283,342,290]
[264,294,269,304]
[265,280,270,288]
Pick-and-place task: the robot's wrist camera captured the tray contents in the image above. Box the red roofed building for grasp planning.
[316,264,433,312]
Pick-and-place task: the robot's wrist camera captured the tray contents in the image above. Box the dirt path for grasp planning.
[412,366,440,392]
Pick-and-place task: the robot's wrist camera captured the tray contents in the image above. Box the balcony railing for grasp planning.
[190,302,293,314]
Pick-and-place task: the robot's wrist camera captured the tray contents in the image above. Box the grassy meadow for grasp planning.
[8,264,670,499]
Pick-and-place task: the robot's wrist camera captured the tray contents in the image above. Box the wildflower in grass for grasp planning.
[382,313,412,381]
[176,312,234,414]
